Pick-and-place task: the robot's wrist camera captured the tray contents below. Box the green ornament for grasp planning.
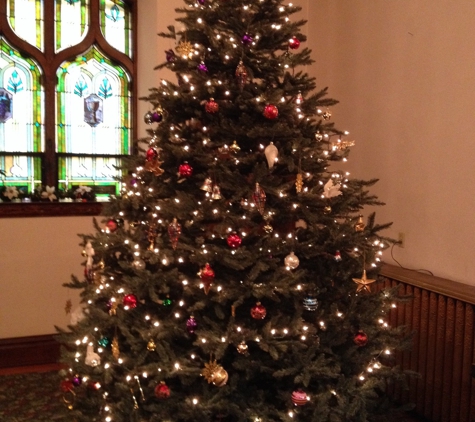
[163,298,172,307]
[98,337,110,347]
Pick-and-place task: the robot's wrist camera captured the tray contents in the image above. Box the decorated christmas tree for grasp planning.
[58,0,411,421]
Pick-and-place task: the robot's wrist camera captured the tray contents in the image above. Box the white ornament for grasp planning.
[264,142,278,169]
[70,306,86,325]
[84,241,95,269]
[85,344,101,367]
[323,179,342,199]
[284,251,300,270]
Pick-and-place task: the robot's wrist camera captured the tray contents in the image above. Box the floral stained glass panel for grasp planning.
[0,38,44,191]
[6,0,44,52]
[56,46,131,195]
[55,0,90,53]
[100,0,132,58]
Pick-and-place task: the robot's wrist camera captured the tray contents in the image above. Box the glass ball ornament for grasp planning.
[291,389,309,406]
[123,294,138,309]
[154,381,170,399]
[205,98,219,113]
[162,297,172,307]
[227,232,242,249]
[263,104,279,119]
[250,302,267,319]
[354,330,368,347]
[106,218,119,232]
[146,147,159,161]
[178,162,193,177]
[284,251,300,270]
[237,341,248,354]
[72,376,82,387]
[211,366,228,387]
[289,36,301,50]
[241,33,253,46]
[186,316,198,334]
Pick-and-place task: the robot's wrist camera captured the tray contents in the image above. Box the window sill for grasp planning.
[0,201,103,218]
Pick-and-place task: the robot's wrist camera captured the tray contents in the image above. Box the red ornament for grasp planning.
[205,98,219,114]
[354,330,368,347]
[250,302,266,319]
[289,36,301,50]
[263,104,278,119]
[60,379,74,392]
[146,147,159,161]
[154,381,170,399]
[291,389,308,406]
[123,294,138,309]
[106,219,118,232]
[227,232,242,249]
[199,263,215,295]
[178,162,193,178]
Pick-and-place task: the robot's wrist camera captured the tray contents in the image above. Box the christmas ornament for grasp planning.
[303,295,318,311]
[291,389,309,406]
[315,131,323,141]
[197,61,208,72]
[263,220,273,233]
[85,344,101,367]
[199,263,215,294]
[146,147,158,161]
[324,205,332,214]
[237,341,248,354]
[205,98,219,113]
[176,40,194,58]
[264,142,278,168]
[252,183,266,215]
[235,60,248,89]
[178,162,193,178]
[151,106,165,123]
[227,232,242,248]
[186,316,198,334]
[211,184,222,200]
[112,335,120,360]
[154,381,170,399]
[263,104,279,119]
[105,219,118,232]
[288,36,301,50]
[198,0,205,4]
[98,337,110,348]
[284,251,300,270]
[295,173,303,193]
[72,376,82,387]
[352,270,376,293]
[165,49,175,62]
[144,148,164,176]
[250,302,267,319]
[201,177,213,192]
[355,215,365,232]
[168,218,182,250]
[334,250,342,262]
[84,241,95,282]
[163,296,172,306]
[108,300,118,316]
[123,294,138,309]
[133,258,146,270]
[295,91,304,104]
[147,339,156,351]
[322,109,332,120]
[354,330,368,347]
[147,223,157,251]
[230,140,241,153]
[241,33,253,46]
[323,179,342,198]
[202,359,228,387]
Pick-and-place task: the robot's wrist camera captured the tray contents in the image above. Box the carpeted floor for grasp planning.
[0,370,68,421]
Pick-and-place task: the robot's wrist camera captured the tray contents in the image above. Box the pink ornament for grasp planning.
[227,232,242,249]
[263,104,278,119]
[252,183,266,215]
[186,316,198,334]
[178,162,193,177]
[291,389,308,406]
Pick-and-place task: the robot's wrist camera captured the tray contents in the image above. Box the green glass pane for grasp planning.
[6,0,44,52]
[100,0,132,58]
[55,0,90,53]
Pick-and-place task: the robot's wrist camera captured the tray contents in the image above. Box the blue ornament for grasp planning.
[98,337,111,347]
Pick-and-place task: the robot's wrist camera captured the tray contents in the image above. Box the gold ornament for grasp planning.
[201,177,213,192]
[324,205,332,214]
[355,215,365,232]
[109,300,118,316]
[147,339,156,351]
[263,216,273,233]
[144,157,165,176]
[130,388,139,410]
[295,173,303,193]
[202,359,228,387]
[230,140,241,153]
[237,341,248,354]
[112,335,120,360]
[148,223,157,250]
[352,270,376,293]
[331,139,356,151]
[235,61,248,89]
[211,184,222,200]
[176,40,194,59]
[315,132,323,141]
[321,109,332,120]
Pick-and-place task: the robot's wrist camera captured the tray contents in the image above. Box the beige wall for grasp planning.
[1,0,473,340]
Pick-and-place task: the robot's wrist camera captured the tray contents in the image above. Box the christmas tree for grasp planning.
[58,0,410,421]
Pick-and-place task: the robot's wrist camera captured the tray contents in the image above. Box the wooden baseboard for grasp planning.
[0,334,60,369]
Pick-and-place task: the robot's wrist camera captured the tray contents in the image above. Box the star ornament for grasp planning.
[352,270,376,293]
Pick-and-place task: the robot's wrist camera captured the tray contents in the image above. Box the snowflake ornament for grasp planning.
[323,179,342,199]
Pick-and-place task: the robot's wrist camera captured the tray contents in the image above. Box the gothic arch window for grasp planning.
[0,0,137,216]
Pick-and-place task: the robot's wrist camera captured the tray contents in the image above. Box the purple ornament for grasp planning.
[242,33,253,46]
[198,0,205,4]
[72,376,82,387]
[165,49,176,63]
[151,108,164,123]
[197,61,208,72]
[186,316,198,334]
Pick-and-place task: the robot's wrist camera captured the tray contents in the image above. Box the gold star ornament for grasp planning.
[352,270,376,293]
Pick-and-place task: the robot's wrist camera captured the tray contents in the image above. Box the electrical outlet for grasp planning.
[397,232,405,248]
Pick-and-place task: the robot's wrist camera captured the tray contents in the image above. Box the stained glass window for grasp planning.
[55,0,90,52]
[0,38,44,194]
[100,0,132,58]
[6,0,44,52]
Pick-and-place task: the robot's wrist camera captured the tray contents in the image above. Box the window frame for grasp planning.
[0,0,137,218]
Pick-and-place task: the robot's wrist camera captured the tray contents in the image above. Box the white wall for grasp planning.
[1,0,474,340]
